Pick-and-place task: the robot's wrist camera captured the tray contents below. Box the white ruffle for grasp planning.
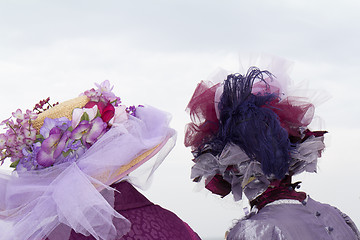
[191,135,325,202]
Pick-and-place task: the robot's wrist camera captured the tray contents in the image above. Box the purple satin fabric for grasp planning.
[227,197,360,240]
[66,181,201,240]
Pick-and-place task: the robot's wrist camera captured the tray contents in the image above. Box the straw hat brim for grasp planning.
[92,135,171,191]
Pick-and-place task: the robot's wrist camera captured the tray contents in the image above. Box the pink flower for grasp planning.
[109,105,128,125]
[10,147,23,160]
[24,138,34,145]
[0,151,6,161]
[23,124,37,141]
[94,80,121,105]
[95,80,113,93]
[84,88,100,102]
[6,134,16,147]
[25,109,38,120]
[16,134,25,143]
[0,134,7,149]
[0,117,11,126]
[84,101,115,123]
[12,109,24,120]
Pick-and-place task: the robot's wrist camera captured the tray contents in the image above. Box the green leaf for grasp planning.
[80,112,90,122]
[35,134,44,143]
[62,149,72,158]
[10,160,19,168]
[36,134,44,140]
[95,110,102,118]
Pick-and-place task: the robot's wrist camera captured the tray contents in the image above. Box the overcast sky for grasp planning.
[1,0,360,239]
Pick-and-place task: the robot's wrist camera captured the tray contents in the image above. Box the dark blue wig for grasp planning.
[212,67,291,179]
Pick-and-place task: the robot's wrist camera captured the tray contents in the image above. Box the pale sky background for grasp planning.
[0,0,360,239]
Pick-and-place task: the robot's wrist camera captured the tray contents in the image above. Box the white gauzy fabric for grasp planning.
[191,135,325,202]
[289,136,325,175]
[0,105,175,240]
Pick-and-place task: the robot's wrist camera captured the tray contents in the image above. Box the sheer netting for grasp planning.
[0,105,175,240]
[185,63,327,202]
[184,81,220,149]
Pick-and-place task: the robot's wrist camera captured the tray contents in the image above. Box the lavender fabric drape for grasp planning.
[66,181,201,240]
[227,197,360,240]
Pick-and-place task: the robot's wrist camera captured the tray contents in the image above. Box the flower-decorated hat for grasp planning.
[185,64,326,203]
[0,80,176,240]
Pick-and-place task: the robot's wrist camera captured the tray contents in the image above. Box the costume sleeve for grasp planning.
[226,220,286,240]
[183,222,201,240]
[334,207,360,239]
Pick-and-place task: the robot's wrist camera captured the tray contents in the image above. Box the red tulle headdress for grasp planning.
[185,65,327,201]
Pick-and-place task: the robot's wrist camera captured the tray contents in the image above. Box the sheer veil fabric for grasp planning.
[0,105,176,240]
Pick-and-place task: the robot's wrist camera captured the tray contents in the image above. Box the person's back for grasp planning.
[227,197,359,240]
[184,61,359,240]
[68,181,200,240]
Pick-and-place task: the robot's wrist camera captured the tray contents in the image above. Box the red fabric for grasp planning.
[205,174,232,198]
[184,81,220,149]
[267,97,315,137]
[250,176,306,211]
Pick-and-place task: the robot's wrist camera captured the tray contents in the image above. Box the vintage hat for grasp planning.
[185,64,326,202]
[0,80,176,240]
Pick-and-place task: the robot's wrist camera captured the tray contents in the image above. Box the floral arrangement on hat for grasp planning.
[0,79,175,240]
[0,80,138,171]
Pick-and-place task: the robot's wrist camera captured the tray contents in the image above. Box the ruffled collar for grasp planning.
[250,176,306,211]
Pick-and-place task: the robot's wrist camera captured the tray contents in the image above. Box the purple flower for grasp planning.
[70,120,92,140]
[53,131,71,159]
[63,139,82,152]
[58,144,86,164]
[84,117,107,144]
[94,80,121,105]
[37,127,70,167]
[40,117,71,138]
[18,142,42,171]
[70,117,107,145]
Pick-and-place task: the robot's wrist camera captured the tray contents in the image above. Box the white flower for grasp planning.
[71,105,99,129]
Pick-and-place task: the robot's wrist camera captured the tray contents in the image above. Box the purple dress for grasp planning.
[227,197,360,240]
[67,181,201,240]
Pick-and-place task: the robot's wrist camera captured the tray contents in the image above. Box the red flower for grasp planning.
[85,101,115,123]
